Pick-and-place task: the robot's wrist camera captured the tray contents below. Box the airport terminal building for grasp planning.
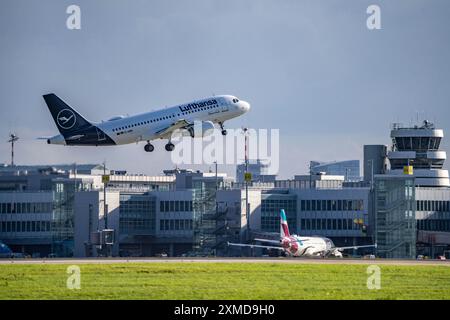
[0,121,449,259]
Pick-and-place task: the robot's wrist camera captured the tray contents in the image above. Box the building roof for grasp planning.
[0,164,106,175]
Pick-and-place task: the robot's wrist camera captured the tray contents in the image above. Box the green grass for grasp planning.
[0,262,449,300]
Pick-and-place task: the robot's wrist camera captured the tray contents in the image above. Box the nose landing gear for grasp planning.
[219,122,227,136]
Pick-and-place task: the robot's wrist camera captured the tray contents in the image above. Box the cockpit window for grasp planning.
[232,98,240,103]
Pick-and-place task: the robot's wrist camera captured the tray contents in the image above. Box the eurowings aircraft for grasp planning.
[41,93,250,152]
[228,209,377,258]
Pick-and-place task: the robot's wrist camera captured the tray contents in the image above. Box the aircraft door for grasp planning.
[220,97,229,113]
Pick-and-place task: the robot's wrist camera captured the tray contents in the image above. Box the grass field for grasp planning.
[0,262,449,300]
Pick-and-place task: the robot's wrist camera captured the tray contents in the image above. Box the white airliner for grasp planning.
[228,210,377,258]
[41,93,250,152]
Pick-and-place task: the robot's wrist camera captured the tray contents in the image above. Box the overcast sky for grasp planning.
[1,0,449,178]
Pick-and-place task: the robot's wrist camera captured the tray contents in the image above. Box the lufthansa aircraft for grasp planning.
[228,210,377,258]
[41,94,250,152]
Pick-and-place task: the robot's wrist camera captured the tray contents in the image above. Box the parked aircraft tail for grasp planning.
[280,209,290,238]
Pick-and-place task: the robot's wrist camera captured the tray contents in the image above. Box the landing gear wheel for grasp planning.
[165,142,175,152]
[144,143,154,152]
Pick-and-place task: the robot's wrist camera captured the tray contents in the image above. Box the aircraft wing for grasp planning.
[227,242,283,251]
[254,238,281,245]
[334,244,377,251]
[155,119,191,139]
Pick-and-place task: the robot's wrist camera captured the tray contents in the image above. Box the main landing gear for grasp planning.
[144,141,175,152]
[144,142,154,152]
[219,122,227,136]
[165,142,175,152]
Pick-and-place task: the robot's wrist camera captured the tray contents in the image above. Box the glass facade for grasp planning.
[261,196,297,233]
[299,218,357,231]
[119,194,156,234]
[393,137,441,152]
[300,199,364,212]
[52,181,76,257]
[0,200,53,235]
[375,176,416,259]
[159,219,193,231]
[0,221,51,233]
[160,200,193,212]
[0,202,52,214]
[310,160,360,181]
[52,179,92,257]
[192,179,218,254]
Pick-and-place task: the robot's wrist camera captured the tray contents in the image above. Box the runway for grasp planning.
[0,257,449,266]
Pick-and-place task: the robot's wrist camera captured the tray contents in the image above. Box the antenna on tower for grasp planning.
[7,133,19,167]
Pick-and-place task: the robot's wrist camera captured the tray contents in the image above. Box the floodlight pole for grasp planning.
[243,128,250,242]
[103,161,108,229]
[103,161,111,257]
[8,134,19,167]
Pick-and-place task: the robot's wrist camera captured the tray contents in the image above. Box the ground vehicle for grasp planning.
[155,252,168,257]
[0,241,13,258]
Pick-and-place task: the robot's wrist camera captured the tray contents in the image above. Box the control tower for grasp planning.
[387,120,449,187]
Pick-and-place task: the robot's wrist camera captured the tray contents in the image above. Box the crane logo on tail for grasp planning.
[56,109,76,129]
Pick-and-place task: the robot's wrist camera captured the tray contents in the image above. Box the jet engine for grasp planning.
[184,121,215,138]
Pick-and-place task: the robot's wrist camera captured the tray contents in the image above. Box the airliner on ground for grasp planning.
[41,93,250,152]
[228,210,377,258]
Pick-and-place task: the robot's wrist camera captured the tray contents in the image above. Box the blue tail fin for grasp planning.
[43,94,91,137]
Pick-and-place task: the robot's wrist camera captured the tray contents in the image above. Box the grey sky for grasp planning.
[1,0,449,178]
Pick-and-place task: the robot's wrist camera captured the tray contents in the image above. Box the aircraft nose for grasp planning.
[239,101,251,113]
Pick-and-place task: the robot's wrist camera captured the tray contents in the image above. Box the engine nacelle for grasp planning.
[47,134,66,145]
[184,121,215,138]
[332,249,343,258]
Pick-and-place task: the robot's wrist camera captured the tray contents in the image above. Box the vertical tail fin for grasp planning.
[43,94,91,137]
[280,209,290,238]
